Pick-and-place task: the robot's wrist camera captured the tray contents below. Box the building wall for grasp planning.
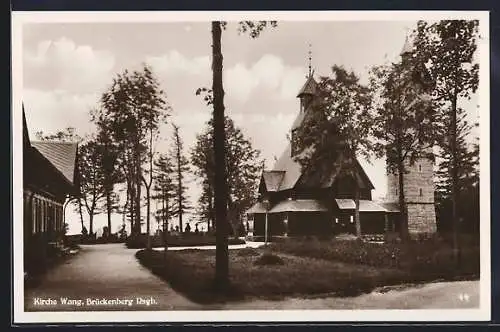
[407,203,437,236]
[386,150,437,236]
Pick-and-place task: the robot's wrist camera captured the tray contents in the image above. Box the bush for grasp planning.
[254,253,285,266]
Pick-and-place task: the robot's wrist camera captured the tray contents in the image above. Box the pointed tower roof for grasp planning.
[400,36,413,56]
[296,75,318,98]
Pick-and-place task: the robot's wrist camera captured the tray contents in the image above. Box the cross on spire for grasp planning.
[307,43,313,78]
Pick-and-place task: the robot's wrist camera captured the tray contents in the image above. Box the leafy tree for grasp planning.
[210,21,276,287]
[191,116,262,236]
[94,116,123,239]
[153,153,176,234]
[413,19,479,262]
[170,124,191,233]
[35,127,80,142]
[96,65,170,238]
[78,138,107,235]
[293,66,373,238]
[370,43,436,241]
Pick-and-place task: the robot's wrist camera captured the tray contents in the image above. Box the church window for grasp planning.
[418,164,422,172]
[419,188,423,196]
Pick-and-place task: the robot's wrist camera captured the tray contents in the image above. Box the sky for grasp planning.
[21,20,481,235]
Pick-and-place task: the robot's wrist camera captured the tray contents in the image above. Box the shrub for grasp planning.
[254,252,285,266]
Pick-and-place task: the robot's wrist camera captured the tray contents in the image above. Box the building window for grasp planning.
[419,188,423,196]
[418,164,422,172]
[350,215,354,223]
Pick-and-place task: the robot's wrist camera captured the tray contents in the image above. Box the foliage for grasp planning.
[35,127,81,143]
[77,138,108,234]
[293,66,374,237]
[413,20,480,242]
[170,123,191,232]
[95,64,170,234]
[369,41,437,239]
[253,252,285,266]
[191,115,262,234]
[152,153,176,230]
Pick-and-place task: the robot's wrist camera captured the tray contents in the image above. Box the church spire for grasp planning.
[307,43,313,78]
[400,35,413,57]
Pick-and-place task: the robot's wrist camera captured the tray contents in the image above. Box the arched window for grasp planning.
[418,164,422,172]
[419,188,423,196]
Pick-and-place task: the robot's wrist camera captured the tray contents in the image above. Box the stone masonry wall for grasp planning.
[386,152,437,236]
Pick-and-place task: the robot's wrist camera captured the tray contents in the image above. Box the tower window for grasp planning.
[419,188,423,196]
[418,164,422,172]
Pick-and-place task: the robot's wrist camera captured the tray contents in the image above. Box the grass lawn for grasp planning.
[270,237,480,282]
[136,247,408,304]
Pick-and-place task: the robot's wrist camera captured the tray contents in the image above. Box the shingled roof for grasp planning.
[296,75,318,97]
[31,141,78,186]
[262,170,285,192]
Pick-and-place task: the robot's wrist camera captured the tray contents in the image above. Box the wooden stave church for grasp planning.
[246,73,396,239]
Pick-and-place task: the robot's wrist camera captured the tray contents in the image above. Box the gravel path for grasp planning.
[24,244,201,311]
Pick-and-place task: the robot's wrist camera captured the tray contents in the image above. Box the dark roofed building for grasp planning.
[246,74,393,239]
[23,106,79,274]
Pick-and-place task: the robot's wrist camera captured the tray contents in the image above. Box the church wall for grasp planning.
[386,151,437,236]
[407,203,437,236]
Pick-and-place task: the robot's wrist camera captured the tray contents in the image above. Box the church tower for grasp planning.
[386,36,437,237]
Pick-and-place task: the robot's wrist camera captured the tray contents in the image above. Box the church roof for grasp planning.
[271,145,303,190]
[400,36,413,56]
[262,170,285,192]
[296,75,318,97]
[269,199,328,213]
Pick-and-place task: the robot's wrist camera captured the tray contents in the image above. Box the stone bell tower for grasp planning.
[385,36,437,237]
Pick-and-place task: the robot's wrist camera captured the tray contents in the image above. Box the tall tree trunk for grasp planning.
[212,21,229,288]
[135,147,142,235]
[78,197,85,233]
[163,189,168,262]
[450,89,460,266]
[129,179,135,235]
[106,190,112,238]
[354,180,361,238]
[146,188,151,249]
[89,213,94,237]
[176,137,183,233]
[397,155,409,241]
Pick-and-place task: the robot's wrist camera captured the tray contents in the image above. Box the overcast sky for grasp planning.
[21,20,480,235]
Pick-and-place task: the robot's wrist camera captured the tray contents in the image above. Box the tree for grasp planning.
[370,45,436,241]
[210,20,276,288]
[293,66,373,238]
[78,138,107,235]
[191,116,262,236]
[94,116,123,239]
[413,19,479,262]
[170,124,191,233]
[153,153,176,233]
[96,65,170,238]
[35,127,79,142]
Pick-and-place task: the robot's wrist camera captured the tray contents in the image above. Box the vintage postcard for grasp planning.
[12,10,490,324]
